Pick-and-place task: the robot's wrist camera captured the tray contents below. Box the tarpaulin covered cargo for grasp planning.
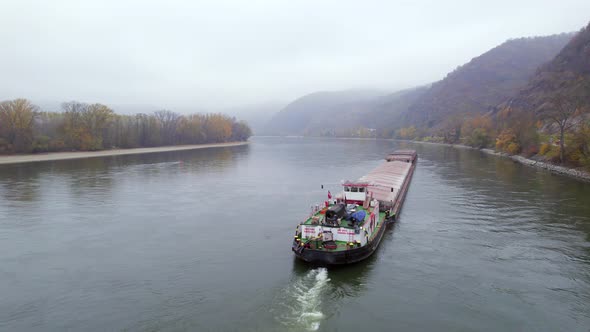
[359,160,412,204]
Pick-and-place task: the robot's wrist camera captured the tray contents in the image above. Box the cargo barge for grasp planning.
[292,150,417,265]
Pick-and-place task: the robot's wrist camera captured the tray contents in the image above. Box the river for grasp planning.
[1,137,589,331]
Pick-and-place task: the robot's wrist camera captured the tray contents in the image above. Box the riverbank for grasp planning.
[0,141,249,165]
[399,139,590,183]
[480,148,590,182]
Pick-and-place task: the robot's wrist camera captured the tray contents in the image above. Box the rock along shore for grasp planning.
[397,139,590,183]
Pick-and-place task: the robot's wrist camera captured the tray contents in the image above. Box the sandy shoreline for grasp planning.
[0,141,249,165]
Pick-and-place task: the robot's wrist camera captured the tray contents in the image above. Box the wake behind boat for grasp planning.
[292,150,417,265]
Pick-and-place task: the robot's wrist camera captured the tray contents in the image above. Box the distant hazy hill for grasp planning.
[362,86,429,129]
[400,33,573,128]
[220,102,284,135]
[510,23,590,110]
[262,33,575,136]
[263,89,386,135]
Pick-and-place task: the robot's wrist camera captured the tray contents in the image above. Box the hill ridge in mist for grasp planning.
[400,32,574,129]
[264,32,573,136]
[510,23,590,110]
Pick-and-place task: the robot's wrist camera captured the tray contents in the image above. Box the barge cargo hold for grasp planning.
[292,150,417,265]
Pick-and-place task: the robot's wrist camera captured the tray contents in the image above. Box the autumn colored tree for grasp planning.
[204,114,233,142]
[0,99,37,152]
[82,104,114,149]
[495,106,539,155]
[60,101,88,150]
[495,129,520,154]
[461,115,494,148]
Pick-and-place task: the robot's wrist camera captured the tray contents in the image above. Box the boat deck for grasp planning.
[303,205,384,228]
[302,204,386,243]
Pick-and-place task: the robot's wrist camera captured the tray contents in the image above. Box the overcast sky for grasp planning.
[1,0,589,111]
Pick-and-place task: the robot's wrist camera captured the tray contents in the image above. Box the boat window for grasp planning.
[359,187,365,193]
[344,187,350,192]
[351,187,358,192]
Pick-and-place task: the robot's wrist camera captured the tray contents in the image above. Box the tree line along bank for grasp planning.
[0,99,252,154]
[393,94,590,171]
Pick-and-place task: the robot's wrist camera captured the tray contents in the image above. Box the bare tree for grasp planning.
[154,110,180,145]
[538,81,589,163]
[83,104,114,143]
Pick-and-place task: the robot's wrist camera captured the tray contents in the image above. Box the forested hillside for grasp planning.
[0,99,251,154]
[511,23,590,110]
[395,22,590,170]
[400,33,573,129]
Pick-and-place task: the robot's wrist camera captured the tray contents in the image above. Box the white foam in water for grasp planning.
[275,268,330,331]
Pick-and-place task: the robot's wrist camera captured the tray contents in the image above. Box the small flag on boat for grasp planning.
[328,191,332,199]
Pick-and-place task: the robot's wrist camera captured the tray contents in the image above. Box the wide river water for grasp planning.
[1,137,589,331]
